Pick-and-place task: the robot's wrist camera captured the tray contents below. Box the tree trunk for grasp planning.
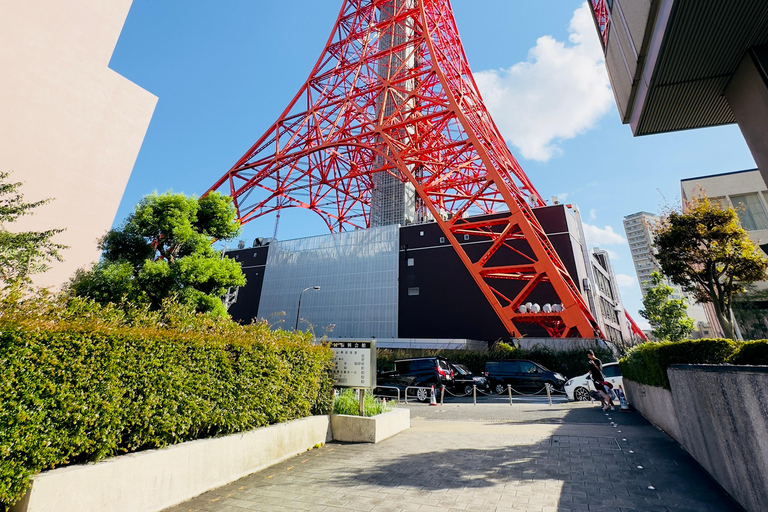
[714,305,735,339]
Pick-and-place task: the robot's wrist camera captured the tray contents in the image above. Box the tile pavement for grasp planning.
[163,403,744,512]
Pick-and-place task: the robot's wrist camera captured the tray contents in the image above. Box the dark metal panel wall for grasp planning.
[397,206,584,342]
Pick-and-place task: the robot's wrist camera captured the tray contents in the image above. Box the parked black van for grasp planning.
[484,359,566,394]
[376,357,454,402]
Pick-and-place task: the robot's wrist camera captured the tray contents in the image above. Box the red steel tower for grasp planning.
[207,0,602,338]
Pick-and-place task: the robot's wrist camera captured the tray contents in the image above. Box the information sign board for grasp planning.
[330,341,376,388]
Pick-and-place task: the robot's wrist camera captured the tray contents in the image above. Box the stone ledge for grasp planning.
[330,408,410,443]
[11,415,332,512]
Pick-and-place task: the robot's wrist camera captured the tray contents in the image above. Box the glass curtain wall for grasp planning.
[258,225,400,338]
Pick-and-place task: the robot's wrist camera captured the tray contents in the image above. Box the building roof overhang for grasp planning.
[629,0,768,136]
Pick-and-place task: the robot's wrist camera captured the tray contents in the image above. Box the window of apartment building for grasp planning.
[730,193,768,231]
[708,196,727,209]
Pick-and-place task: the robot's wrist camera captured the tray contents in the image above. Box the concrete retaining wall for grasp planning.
[667,365,768,512]
[623,379,682,440]
[331,408,410,443]
[11,416,333,512]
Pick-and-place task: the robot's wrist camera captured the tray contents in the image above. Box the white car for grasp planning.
[564,362,627,403]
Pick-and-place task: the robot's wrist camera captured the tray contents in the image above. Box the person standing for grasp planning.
[587,349,613,411]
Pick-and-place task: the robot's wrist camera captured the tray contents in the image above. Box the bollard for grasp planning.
[440,385,445,406]
[546,383,552,406]
[508,384,513,406]
[473,384,477,405]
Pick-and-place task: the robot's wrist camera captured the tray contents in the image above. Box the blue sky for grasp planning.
[110,0,756,328]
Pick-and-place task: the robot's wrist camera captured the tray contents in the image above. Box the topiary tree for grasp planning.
[0,171,66,295]
[69,191,245,316]
[640,272,695,342]
[654,198,768,339]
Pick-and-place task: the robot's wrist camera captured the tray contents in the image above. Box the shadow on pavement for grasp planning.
[333,407,745,512]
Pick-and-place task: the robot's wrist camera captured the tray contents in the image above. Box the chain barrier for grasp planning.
[374,382,567,405]
[486,384,567,397]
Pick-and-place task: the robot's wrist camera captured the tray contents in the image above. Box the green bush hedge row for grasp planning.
[0,314,334,507]
[377,344,615,380]
[619,338,768,390]
[731,340,768,365]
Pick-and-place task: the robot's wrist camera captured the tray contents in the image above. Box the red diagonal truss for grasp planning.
[590,0,611,49]
[625,311,648,341]
[207,0,602,338]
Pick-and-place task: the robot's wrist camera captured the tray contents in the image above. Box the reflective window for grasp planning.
[730,193,768,231]
[519,361,537,373]
[257,225,399,338]
[501,361,521,373]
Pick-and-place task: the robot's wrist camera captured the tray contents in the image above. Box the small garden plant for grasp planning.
[333,389,391,417]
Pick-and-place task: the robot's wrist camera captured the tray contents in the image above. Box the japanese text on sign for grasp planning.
[331,341,376,388]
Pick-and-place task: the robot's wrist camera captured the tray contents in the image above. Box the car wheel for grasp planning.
[416,387,430,402]
[464,385,474,395]
[495,383,506,395]
[573,387,591,402]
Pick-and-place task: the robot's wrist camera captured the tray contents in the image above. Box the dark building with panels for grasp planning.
[225,204,629,346]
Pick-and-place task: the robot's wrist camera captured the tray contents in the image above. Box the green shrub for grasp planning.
[333,389,391,417]
[730,340,768,365]
[376,345,614,380]
[0,297,334,508]
[620,338,738,389]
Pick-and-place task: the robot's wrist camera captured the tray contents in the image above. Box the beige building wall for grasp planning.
[0,0,157,288]
[681,169,768,276]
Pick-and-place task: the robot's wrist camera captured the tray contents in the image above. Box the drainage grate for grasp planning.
[550,435,622,450]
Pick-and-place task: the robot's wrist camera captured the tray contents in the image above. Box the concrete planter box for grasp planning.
[11,416,332,512]
[330,408,410,443]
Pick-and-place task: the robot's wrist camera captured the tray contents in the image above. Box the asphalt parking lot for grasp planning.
[164,401,744,512]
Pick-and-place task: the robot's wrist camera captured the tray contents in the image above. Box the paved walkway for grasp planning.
[164,402,743,512]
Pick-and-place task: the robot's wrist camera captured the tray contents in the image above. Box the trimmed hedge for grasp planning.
[730,340,768,366]
[377,345,615,380]
[0,315,333,507]
[620,338,739,389]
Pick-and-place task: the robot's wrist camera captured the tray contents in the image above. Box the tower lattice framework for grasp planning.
[208,0,602,338]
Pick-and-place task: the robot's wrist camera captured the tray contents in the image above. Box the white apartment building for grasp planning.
[589,248,632,345]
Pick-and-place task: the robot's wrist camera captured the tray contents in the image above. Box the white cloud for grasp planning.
[475,3,613,162]
[616,274,636,288]
[589,208,597,220]
[582,223,626,247]
[603,248,621,261]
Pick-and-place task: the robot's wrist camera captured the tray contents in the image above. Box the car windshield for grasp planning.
[453,365,470,375]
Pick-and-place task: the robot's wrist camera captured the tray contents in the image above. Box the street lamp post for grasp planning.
[295,286,321,330]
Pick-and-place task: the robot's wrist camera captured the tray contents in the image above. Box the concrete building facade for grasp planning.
[589,248,631,345]
[681,168,768,339]
[0,0,157,288]
[590,1,768,182]
[681,168,768,258]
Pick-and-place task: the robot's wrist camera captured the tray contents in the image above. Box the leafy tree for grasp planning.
[654,198,768,339]
[0,171,66,293]
[69,191,245,316]
[639,272,695,341]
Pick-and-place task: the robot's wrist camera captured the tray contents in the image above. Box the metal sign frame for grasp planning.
[330,340,377,389]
